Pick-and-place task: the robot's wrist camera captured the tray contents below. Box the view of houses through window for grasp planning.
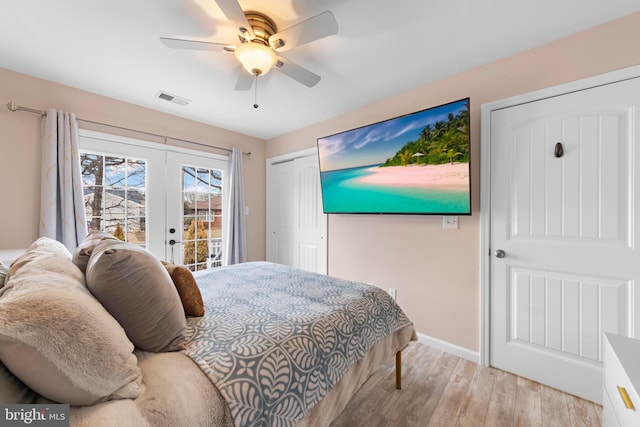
[81,153,147,247]
[181,166,223,271]
[80,149,224,272]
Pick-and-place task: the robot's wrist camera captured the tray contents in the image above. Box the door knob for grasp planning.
[494,249,506,258]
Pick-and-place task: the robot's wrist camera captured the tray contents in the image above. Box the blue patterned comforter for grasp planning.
[183,262,414,427]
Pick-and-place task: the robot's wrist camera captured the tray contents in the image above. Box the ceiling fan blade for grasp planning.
[275,56,321,88]
[215,0,255,40]
[160,37,235,52]
[269,11,338,52]
[235,71,254,91]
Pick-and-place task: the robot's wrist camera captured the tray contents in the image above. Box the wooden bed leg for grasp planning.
[395,350,402,390]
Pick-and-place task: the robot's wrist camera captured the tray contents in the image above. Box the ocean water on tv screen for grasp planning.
[320,166,470,214]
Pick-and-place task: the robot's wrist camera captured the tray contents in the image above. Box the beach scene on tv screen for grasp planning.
[317,98,470,214]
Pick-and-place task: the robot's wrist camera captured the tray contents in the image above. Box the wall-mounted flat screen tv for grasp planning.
[316,98,471,215]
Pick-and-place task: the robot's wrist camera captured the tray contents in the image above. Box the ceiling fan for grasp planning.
[160,0,338,94]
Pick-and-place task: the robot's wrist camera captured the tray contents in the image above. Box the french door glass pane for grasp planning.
[80,151,147,247]
[181,165,223,271]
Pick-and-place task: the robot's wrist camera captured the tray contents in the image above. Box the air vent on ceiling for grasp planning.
[155,90,191,106]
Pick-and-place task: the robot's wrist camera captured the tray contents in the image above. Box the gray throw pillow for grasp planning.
[0,250,143,406]
[72,230,119,273]
[85,240,187,352]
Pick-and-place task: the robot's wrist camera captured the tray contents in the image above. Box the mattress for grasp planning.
[185,261,416,427]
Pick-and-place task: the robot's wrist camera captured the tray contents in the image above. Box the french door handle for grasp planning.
[169,239,183,246]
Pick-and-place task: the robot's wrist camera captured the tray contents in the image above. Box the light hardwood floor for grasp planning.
[331,343,602,427]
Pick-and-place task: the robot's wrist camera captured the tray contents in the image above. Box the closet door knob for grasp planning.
[495,249,506,259]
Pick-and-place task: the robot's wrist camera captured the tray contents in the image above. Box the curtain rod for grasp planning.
[6,101,251,157]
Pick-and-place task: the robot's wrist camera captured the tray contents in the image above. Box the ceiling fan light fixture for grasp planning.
[235,42,277,76]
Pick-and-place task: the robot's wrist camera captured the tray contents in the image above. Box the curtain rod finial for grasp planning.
[7,101,18,112]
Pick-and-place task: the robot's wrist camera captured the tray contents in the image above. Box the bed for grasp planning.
[184,261,416,426]
[0,241,416,427]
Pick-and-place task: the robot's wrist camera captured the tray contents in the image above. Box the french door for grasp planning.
[165,150,227,270]
[79,130,228,268]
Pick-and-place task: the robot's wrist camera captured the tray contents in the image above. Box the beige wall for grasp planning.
[0,68,266,261]
[3,12,639,353]
[265,12,640,352]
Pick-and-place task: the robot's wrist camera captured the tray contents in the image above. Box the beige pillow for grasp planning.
[72,230,119,273]
[0,252,143,406]
[24,237,72,258]
[86,240,187,352]
[7,237,72,279]
[0,262,8,289]
[0,361,36,404]
[161,261,205,317]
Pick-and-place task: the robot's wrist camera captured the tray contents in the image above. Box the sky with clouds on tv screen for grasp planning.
[317,99,468,172]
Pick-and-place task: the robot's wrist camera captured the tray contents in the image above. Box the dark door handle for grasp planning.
[554,142,564,158]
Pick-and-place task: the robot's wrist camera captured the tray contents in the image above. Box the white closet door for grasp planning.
[490,76,640,403]
[270,159,296,268]
[295,155,326,273]
[268,154,326,273]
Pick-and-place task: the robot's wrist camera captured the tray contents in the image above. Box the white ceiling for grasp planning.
[1,1,639,140]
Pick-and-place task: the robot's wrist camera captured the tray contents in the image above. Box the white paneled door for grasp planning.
[268,154,327,274]
[490,76,640,403]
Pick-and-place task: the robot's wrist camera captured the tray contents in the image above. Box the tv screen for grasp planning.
[316,98,471,215]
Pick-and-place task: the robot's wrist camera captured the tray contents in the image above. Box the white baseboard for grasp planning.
[416,332,480,364]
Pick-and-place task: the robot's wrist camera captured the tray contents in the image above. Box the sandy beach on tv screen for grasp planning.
[359,163,469,189]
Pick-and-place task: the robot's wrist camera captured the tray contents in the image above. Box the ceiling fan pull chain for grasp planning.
[253,73,259,109]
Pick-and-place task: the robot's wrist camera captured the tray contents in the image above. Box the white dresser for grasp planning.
[604,333,640,426]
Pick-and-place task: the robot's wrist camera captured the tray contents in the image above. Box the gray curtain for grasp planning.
[223,148,247,265]
[40,109,87,251]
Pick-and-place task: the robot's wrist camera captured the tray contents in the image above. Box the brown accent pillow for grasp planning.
[0,250,143,406]
[161,262,205,317]
[86,240,187,352]
[72,230,119,273]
